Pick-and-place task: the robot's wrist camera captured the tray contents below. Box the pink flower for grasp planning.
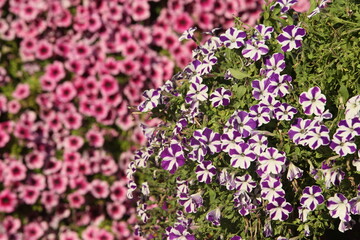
[47,174,68,194]
[107,202,126,220]
[36,40,53,60]
[45,61,66,82]
[2,216,21,234]
[25,151,45,169]
[20,185,40,205]
[131,0,150,21]
[59,230,80,240]
[56,81,77,103]
[6,160,27,182]
[110,181,127,203]
[112,221,131,238]
[62,111,82,130]
[7,100,21,114]
[68,191,85,209]
[24,222,44,240]
[173,13,194,33]
[64,135,84,152]
[0,129,10,148]
[90,179,110,199]
[86,129,104,148]
[292,0,311,12]
[96,229,114,240]
[0,189,17,213]
[12,83,30,100]
[99,75,119,96]
[41,191,59,212]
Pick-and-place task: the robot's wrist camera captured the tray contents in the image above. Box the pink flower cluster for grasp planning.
[0,0,308,239]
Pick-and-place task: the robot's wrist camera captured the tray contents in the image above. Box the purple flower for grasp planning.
[184,60,204,81]
[288,118,317,145]
[251,78,271,100]
[188,137,207,162]
[254,24,274,40]
[173,118,188,136]
[349,196,360,215]
[274,103,298,121]
[249,104,271,126]
[345,95,360,119]
[300,185,324,211]
[330,135,357,156]
[242,40,269,61]
[298,206,311,222]
[258,147,286,175]
[230,236,242,240]
[206,207,221,226]
[263,53,286,77]
[178,192,203,213]
[168,224,195,240]
[267,73,292,97]
[271,0,298,13]
[193,127,222,154]
[259,95,281,116]
[248,134,268,155]
[261,177,285,201]
[229,143,257,169]
[160,142,186,174]
[335,117,360,140]
[299,86,327,116]
[234,174,256,193]
[221,130,244,153]
[304,125,330,150]
[202,53,218,74]
[127,180,137,199]
[195,161,217,184]
[287,162,303,181]
[327,193,351,222]
[209,87,232,107]
[263,220,273,237]
[220,27,246,49]
[232,111,257,138]
[138,89,161,112]
[277,25,306,52]
[179,27,197,41]
[234,192,258,216]
[185,82,208,103]
[266,197,293,221]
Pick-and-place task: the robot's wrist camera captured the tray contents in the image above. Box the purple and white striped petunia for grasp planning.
[235,174,257,193]
[206,207,221,226]
[248,134,268,155]
[167,224,195,240]
[327,193,351,222]
[229,143,257,169]
[249,104,271,126]
[188,137,207,162]
[273,103,298,121]
[299,86,327,116]
[179,27,197,41]
[232,111,258,138]
[210,87,232,107]
[160,142,186,174]
[345,95,360,119]
[178,192,203,213]
[254,24,274,40]
[193,127,222,155]
[221,130,244,153]
[258,147,287,175]
[259,95,281,116]
[335,117,360,140]
[251,78,271,100]
[304,125,330,150]
[263,53,286,77]
[185,82,208,104]
[300,185,325,211]
[271,0,298,13]
[242,40,269,61]
[277,25,306,52]
[330,135,357,156]
[138,89,161,112]
[267,73,292,98]
[184,59,204,82]
[288,118,318,145]
[220,27,246,49]
[266,197,293,221]
[287,162,303,181]
[261,176,285,201]
[195,161,217,184]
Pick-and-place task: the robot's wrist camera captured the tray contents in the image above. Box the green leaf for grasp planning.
[229,68,250,79]
[339,84,349,102]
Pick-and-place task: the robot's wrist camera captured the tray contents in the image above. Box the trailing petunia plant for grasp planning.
[128,0,360,239]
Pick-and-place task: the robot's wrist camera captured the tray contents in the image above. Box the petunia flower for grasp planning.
[266,197,293,221]
[287,162,303,181]
[304,125,330,150]
[277,25,306,52]
[209,87,232,107]
[267,73,292,98]
[251,78,271,100]
[219,27,246,49]
[229,143,257,169]
[263,53,286,77]
[193,127,222,154]
[345,95,360,119]
[231,111,257,138]
[206,207,221,226]
[274,103,298,121]
[138,89,161,112]
[299,86,326,116]
[221,130,244,153]
[234,174,256,193]
[167,224,195,240]
[160,142,186,174]
[254,24,274,40]
[195,161,217,184]
[242,40,269,61]
[335,117,360,140]
[329,135,357,156]
[300,185,325,211]
[248,134,268,155]
[249,104,271,126]
[271,0,298,13]
[258,147,286,175]
[261,177,285,201]
[179,27,197,41]
[185,82,208,103]
[288,118,317,145]
[327,193,351,222]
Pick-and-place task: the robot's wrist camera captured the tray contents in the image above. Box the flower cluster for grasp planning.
[128,0,360,239]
